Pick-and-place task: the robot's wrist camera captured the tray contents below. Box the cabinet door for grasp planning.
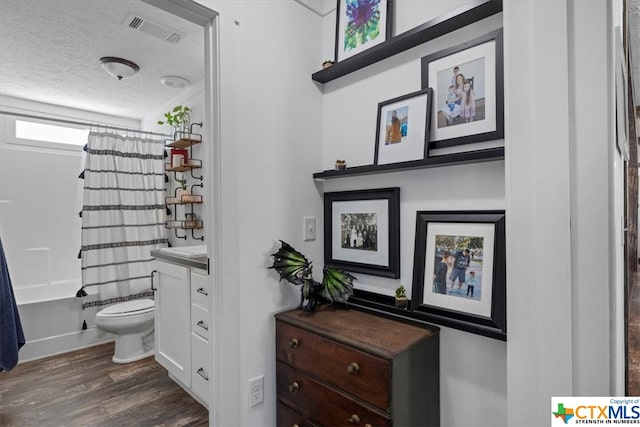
[155,260,191,387]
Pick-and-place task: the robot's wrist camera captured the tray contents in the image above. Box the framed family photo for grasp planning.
[410,210,506,340]
[324,188,400,278]
[421,28,504,150]
[335,0,393,63]
[374,88,432,165]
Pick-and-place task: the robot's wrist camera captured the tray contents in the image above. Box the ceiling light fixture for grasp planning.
[160,76,191,89]
[100,57,140,80]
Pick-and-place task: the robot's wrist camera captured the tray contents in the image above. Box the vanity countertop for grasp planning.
[151,249,208,272]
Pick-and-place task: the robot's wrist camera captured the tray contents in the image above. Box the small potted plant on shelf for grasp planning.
[395,285,408,309]
[322,59,335,69]
[176,176,190,200]
[158,105,191,138]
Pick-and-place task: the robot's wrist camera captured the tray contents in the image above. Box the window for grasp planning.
[15,120,89,146]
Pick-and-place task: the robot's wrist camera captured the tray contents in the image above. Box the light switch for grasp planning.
[303,216,316,241]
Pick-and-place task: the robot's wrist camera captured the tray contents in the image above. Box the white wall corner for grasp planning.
[294,0,336,17]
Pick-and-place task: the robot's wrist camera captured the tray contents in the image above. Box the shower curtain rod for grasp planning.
[0,110,171,138]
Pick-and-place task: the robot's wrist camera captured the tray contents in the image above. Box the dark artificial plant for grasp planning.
[269,240,356,312]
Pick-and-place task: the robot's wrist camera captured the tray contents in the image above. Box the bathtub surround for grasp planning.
[0,238,24,371]
[79,128,168,309]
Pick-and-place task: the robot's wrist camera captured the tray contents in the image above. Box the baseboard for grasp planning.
[18,327,115,363]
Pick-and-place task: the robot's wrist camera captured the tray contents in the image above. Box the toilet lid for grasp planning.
[100,299,155,315]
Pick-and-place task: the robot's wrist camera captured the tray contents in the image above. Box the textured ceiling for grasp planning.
[0,0,204,120]
[630,0,640,108]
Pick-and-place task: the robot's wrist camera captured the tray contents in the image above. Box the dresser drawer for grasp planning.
[191,270,209,308]
[191,332,210,406]
[276,321,390,412]
[191,303,210,340]
[277,401,318,427]
[277,361,390,427]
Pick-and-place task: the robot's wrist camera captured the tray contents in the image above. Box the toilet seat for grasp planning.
[97,299,155,318]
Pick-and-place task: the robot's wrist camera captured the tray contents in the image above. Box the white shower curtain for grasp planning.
[80,129,168,305]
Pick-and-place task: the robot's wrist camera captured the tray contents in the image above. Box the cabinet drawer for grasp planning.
[191,270,209,308]
[276,321,390,412]
[191,332,210,406]
[277,361,390,427]
[277,401,318,427]
[191,303,210,340]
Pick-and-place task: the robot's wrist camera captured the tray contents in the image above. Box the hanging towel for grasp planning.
[0,238,25,372]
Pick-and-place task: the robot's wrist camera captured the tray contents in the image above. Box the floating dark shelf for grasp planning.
[312,0,503,84]
[313,147,504,180]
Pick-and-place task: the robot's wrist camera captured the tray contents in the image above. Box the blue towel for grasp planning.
[0,238,25,371]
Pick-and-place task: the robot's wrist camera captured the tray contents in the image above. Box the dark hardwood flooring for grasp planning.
[0,342,208,426]
[630,271,640,395]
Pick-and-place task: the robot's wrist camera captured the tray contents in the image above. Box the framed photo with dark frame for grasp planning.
[335,0,393,63]
[410,210,506,340]
[324,187,400,279]
[421,28,504,150]
[374,88,432,165]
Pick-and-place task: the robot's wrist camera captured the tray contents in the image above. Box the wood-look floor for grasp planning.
[629,271,640,395]
[0,342,208,426]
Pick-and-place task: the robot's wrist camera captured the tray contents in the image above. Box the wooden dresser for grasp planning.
[275,305,440,427]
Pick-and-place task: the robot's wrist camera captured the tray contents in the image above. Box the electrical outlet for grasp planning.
[303,216,316,241]
[248,375,264,408]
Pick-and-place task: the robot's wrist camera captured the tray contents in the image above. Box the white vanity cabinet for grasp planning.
[154,256,210,407]
[189,269,211,404]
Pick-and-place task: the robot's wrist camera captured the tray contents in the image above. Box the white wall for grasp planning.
[320,5,506,427]
[194,1,324,425]
[141,81,206,247]
[194,1,620,426]
[505,1,620,425]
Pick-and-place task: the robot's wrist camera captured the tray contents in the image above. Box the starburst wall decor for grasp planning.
[335,0,392,62]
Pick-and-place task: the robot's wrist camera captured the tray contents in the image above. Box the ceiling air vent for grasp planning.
[124,14,184,44]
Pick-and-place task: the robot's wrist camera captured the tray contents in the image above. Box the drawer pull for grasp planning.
[196,287,208,296]
[197,320,209,331]
[288,381,300,392]
[347,362,359,374]
[347,414,360,424]
[196,367,209,381]
[289,338,299,348]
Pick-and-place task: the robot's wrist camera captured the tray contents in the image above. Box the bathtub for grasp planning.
[15,280,114,362]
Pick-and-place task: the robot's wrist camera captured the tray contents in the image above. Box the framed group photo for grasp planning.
[421,28,504,150]
[335,0,393,63]
[374,88,432,166]
[324,187,400,278]
[410,210,506,340]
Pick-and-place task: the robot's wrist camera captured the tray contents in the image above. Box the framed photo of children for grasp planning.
[374,88,432,166]
[335,0,393,63]
[420,28,504,150]
[324,187,400,279]
[410,210,506,340]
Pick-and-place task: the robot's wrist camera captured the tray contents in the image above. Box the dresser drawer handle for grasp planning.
[347,362,359,374]
[289,338,299,348]
[197,320,209,331]
[196,367,209,381]
[347,414,360,424]
[288,381,300,392]
[196,287,208,296]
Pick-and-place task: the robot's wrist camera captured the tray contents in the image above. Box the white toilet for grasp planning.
[95,299,155,364]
